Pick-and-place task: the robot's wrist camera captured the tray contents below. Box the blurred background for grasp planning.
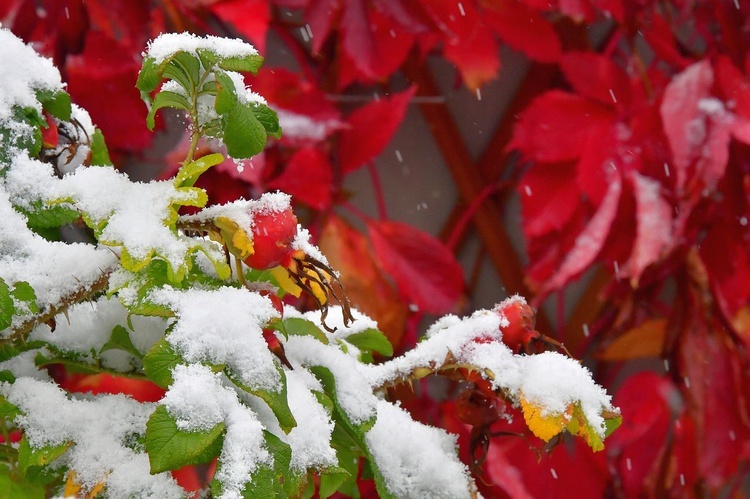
[3,1,750,496]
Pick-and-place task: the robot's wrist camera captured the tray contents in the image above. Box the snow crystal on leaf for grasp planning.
[145,32,259,63]
[283,369,337,471]
[365,400,474,499]
[2,378,183,497]
[162,364,228,431]
[151,286,281,392]
[285,335,378,424]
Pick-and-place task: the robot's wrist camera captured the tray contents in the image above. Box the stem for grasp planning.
[446,184,500,251]
[341,201,373,224]
[183,66,212,165]
[7,270,112,343]
[366,161,388,220]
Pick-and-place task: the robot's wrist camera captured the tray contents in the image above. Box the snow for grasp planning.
[151,286,282,392]
[365,400,474,499]
[4,153,207,272]
[0,28,63,123]
[0,183,118,334]
[285,335,378,424]
[144,32,259,64]
[1,377,183,498]
[364,298,615,438]
[275,109,342,142]
[161,364,272,498]
[29,297,167,372]
[180,191,290,228]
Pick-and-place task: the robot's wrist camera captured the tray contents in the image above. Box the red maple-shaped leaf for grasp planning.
[518,161,580,239]
[367,220,464,315]
[560,51,631,107]
[65,31,152,153]
[606,372,676,497]
[319,215,408,348]
[660,59,733,194]
[211,0,270,53]
[483,0,562,64]
[267,147,333,209]
[338,86,416,173]
[442,22,500,91]
[540,172,622,294]
[620,171,674,284]
[678,309,750,492]
[508,90,614,162]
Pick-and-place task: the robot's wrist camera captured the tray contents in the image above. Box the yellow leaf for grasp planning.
[215,216,254,259]
[566,404,604,452]
[599,318,667,361]
[64,472,106,498]
[271,266,301,297]
[520,397,570,442]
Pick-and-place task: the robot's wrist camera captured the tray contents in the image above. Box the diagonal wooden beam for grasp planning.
[402,55,552,333]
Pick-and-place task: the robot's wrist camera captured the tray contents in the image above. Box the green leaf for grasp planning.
[34,352,100,375]
[37,89,72,120]
[11,282,38,314]
[227,364,296,433]
[0,370,16,384]
[120,246,155,273]
[143,339,183,388]
[214,70,238,115]
[136,56,163,98]
[100,325,143,359]
[145,405,225,474]
[0,277,15,331]
[0,395,21,419]
[18,437,71,476]
[343,329,393,357]
[146,90,191,130]
[197,49,264,75]
[604,414,623,438]
[319,467,351,499]
[309,367,395,499]
[90,128,112,166]
[174,152,224,188]
[163,52,201,92]
[251,103,281,139]
[17,202,79,230]
[222,102,267,159]
[0,466,45,499]
[280,317,328,344]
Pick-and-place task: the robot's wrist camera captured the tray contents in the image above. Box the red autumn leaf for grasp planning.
[338,7,415,88]
[65,31,151,153]
[560,51,631,107]
[701,219,750,325]
[678,312,750,492]
[483,0,562,63]
[306,0,342,55]
[620,171,673,284]
[83,0,151,50]
[211,0,270,53]
[251,67,340,122]
[442,22,500,91]
[340,0,378,79]
[485,433,608,498]
[518,161,580,238]
[508,90,614,162]
[267,147,332,209]
[660,59,732,193]
[367,219,464,315]
[338,86,416,173]
[606,372,676,497]
[540,172,622,294]
[640,13,693,70]
[319,215,408,348]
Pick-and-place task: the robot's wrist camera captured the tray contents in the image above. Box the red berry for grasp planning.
[243,208,298,269]
[496,301,538,353]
